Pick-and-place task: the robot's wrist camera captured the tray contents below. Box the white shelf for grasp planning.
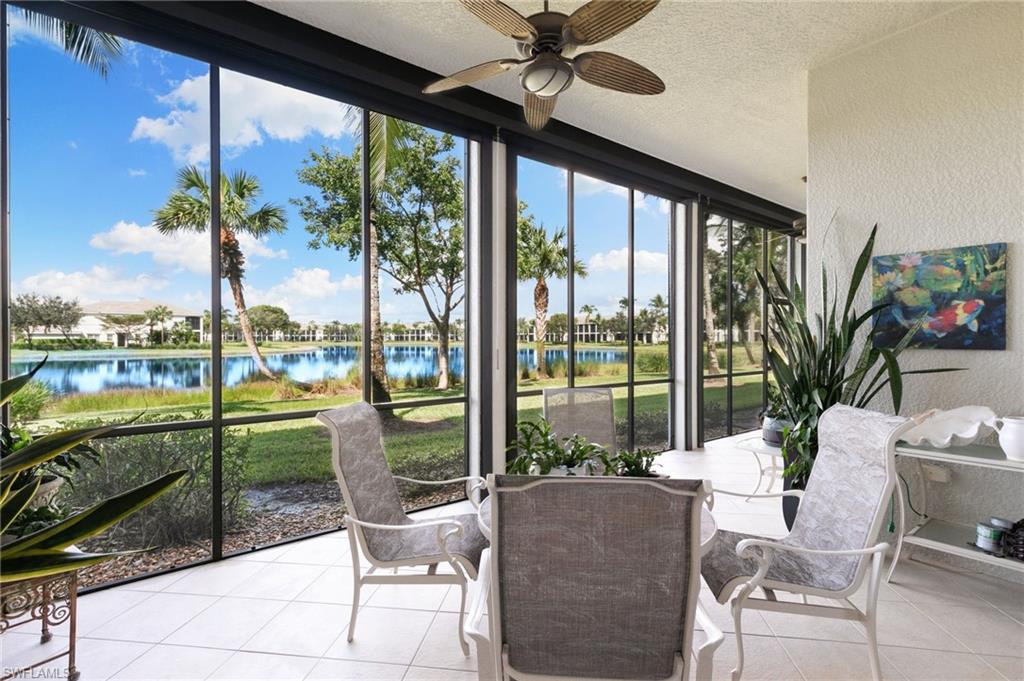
[904,518,1024,573]
[895,442,1024,473]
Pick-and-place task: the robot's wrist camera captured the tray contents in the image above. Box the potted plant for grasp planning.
[560,434,606,476]
[507,419,607,476]
[604,448,664,478]
[1,358,188,583]
[761,384,790,447]
[756,225,960,528]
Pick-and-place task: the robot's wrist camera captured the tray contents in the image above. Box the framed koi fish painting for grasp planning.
[872,242,1007,350]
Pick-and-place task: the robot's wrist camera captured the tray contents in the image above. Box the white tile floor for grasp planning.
[3,437,1022,680]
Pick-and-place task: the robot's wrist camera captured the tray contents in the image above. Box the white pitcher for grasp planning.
[995,417,1024,461]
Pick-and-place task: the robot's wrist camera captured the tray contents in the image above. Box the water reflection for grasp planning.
[13,345,629,396]
[13,345,463,396]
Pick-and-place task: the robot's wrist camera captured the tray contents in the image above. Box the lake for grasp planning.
[12,346,626,395]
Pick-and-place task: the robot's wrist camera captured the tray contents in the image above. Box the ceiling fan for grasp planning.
[422,0,665,130]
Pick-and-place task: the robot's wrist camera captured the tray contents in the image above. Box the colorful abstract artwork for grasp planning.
[872,242,1007,350]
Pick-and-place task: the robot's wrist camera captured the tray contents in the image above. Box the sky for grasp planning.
[8,16,671,327]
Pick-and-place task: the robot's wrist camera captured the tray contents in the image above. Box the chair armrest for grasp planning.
[393,476,487,513]
[464,548,491,645]
[736,538,889,561]
[343,515,466,566]
[713,488,804,500]
[343,515,464,532]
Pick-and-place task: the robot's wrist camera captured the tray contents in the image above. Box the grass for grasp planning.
[516,342,670,389]
[37,381,466,424]
[702,343,765,374]
[240,402,466,486]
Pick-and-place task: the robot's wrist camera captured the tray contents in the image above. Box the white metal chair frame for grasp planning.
[713,415,915,681]
[466,476,723,681]
[318,411,486,656]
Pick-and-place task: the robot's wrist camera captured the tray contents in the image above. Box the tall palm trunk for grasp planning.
[533,275,549,377]
[743,315,757,366]
[368,213,391,403]
[436,319,450,391]
[227,276,275,381]
[221,227,275,381]
[703,268,722,374]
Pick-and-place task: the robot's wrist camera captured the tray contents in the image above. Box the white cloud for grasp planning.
[635,194,672,215]
[131,70,357,164]
[68,141,78,150]
[572,173,628,199]
[128,168,147,177]
[246,268,362,322]
[16,266,168,303]
[7,12,62,50]
[587,247,668,275]
[89,220,286,274]
[237,233,288,261]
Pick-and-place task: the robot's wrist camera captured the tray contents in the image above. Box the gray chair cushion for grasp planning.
[702,529,851,599]
[318,402,487,573]
[494,475,704,680]
[701,404,909,600]
[543,387,617,453]
[371,512,488,577]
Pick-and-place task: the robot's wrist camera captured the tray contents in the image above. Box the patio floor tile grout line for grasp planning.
[902,596,1020,658]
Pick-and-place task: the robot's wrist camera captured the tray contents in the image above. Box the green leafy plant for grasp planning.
[608,448,663,477]
[757,224,961,486]
[507,419,567,475]
[506,419,608,475]
[1,359,187,584]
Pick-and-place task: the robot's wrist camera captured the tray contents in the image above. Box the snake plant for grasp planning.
[1,359,186,584]
[757,224,961,486]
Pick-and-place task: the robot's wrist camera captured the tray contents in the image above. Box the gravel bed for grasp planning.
[77,483,464,590]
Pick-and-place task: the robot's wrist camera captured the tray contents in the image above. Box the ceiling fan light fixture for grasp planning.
[519,54,574,97]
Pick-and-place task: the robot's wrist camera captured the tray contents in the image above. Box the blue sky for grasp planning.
[8,18,670,326]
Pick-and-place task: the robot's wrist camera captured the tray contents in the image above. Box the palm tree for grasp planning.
[154,166,286,381]
[648,294,669,332]
[353,110,415,403]
[14,8,122,79]
[146,305,173,344]
[516,202,586,377]
[579,304,597,324]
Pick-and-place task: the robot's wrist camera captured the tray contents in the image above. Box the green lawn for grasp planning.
[240,402,466,486]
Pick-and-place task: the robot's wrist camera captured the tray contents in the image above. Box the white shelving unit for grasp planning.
[890,443,1024,578]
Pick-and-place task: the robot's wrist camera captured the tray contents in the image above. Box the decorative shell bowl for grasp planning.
[901,406,999,448]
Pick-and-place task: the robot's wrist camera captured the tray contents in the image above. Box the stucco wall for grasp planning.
[807,3,1024,578]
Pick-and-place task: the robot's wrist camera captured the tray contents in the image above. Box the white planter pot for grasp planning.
[996,416,1024,461]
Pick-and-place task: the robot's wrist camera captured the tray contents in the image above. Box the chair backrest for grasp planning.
[787,403,913,592]
[543,387,617,454]
[489,475,707,680]
[317,402,409,559]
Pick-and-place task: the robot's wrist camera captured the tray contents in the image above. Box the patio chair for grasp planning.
[317,401,488,655]
[543,386,617,453]
[467,475,720,681]
[701,404,915,681]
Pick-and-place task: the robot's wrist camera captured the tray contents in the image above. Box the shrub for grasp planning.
[60,412,249,547]
[10,379,51,422]
[12,338,111,351]
[575,360,625,378]
[636,352,670,374]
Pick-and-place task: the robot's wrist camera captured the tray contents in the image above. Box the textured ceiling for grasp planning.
[255,1,958,211]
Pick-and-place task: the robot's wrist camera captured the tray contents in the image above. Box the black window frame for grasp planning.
[698,210,802,443]
[505,147,684,458]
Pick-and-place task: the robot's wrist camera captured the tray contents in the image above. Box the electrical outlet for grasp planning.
[921,463,951,483]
